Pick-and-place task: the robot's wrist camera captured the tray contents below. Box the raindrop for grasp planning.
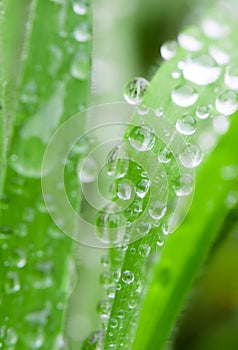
[160,41,177,60]
[158,147,172,163]
[117,180,132,200]
[148,201,167,220]
[72,1,87,15]
[122,270,134,284]
[73,23,91,42]
[178,28,203,51]
[136,222,151,235]
[171,85,199,107]
[213,115,230,134]
[182,55,221,86]
[124,77,149,105]
[216,90,238,115]
[128,126,155,151]
[179,144,204,168]
[176,114,197,135]
[138,244,151,258]
[135,179,150,198]
[5,272,20,294]
[225,65,238,90]
[78,157,97,183]
[196,105,210,119]
[202,18,229,39]
[209,45,230,65]
[174,174,194,196]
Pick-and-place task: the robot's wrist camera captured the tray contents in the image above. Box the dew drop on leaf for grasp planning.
[78,157,98,183]
[176,114,197,135]
[213,114,230,134]
[148,201,167,220]
[122,270,134,284]
[215,90,238,115]
[128,126,155,151]
[179,143,204,168]
[171,84,199,107]
[225,64,238,90]
[124,77,149,105]
[196,105,210,119]
[160,40,177,60]
[72,1,87,15]
[178,28,203,51]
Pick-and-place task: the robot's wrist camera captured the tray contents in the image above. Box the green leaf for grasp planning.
[0,1,92,348]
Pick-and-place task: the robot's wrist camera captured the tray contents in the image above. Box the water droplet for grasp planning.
[137,104,149,116]
[128,126,155,152]
[101,255,109,268]
[225,65,238,90]
[97,300,111,320]
[196,105,210,119]
[136,222,151,235]
[135,179,150,198]
[71,50,90,80]
[7,249,26,268]
[162,223,169,235]
[128,297,137,309]
[209,45,230,65]
[5,328,18,345]
[154,107,164,117]
[138,244,151,257]
[124,77,149,105]
[122,270,134,284]
[158,147,172,163]
[171,71,181,79]
[107,286,116,299]
[72,1,87,15]
[156,238,164,247]
[179,144,204,168]
[171,85,199,107]
[73,23,91,42]
[178,28,203,51]
[216,90,238,115]
[149,201,167,220]
[5,271,20,293]
[213,115,230,134]
[32,261,53,289]
[78,157,97,183]
[182,55,221,86]
[174,174,194,196]
[202,18,229,39]
[160,40,177,60]
[82,330,105,350]
[117,180,132,200]
[176,114,197,135]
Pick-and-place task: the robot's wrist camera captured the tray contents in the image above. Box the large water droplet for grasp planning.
[202,18,230,39]
[209,45,230,65]
[128,126,155,151]
[176,114,197,135]
[178,28,203,51]
[122,270,134,284]
[124,77,149,105]
[158,147,172,163]
[182,55,221,86]
[160,41,177,60]
[179,144,204,168]
[136,222,151,235]
[117,180,132,200]
[174,174,194,196]
[216,90,238,115]
[225,65,238,90]
[171,85,199,107]
[149,201,167,220]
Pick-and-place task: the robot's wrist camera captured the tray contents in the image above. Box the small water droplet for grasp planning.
[137,222,151,235]
[182,54,221,86]
[117,180,132,200]
[171,85,199,107]
[97,300,111,320]
[73,23,91,42]
[72,1,87,15]
[82,330,105,350]
[135,179,150,198]
[148,201,167,220]
[160,40,177,60]
[174,174,194,196]
[138,244,151,257]
[78,157,97,183]
[128,126,155,151]
[216,90,238,115]
[137,104,149,115]
[5,328,18,345]
[196,105,210,119]
[71,50,90,80]
[213,114,230,134]
[5,271,20,293]
[176,114,197,135]
[124,77,149,105]
[225,65,238,90]
[179,144,204,168]
[158,147,172,163]
[154,107,164,117]
[122,270,134,284]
